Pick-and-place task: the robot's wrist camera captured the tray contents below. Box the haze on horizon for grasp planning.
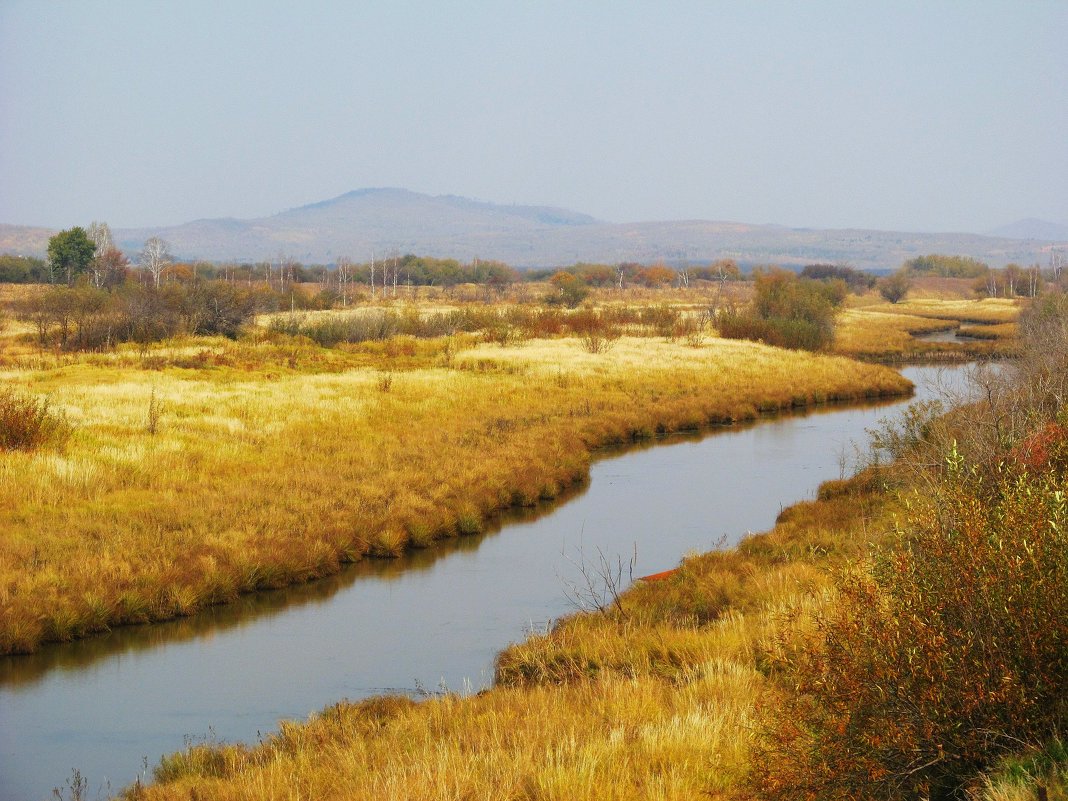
[1,1,1065,236]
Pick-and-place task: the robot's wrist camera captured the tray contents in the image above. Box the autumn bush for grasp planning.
[753,451,1068,800]
[267,303,695,348]
[716,268,842,351]
[0,388,70,451]
[14,281,267,350]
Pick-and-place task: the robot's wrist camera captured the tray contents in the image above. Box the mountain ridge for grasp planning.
[1,189,1063,270]
[986,218,1068,242]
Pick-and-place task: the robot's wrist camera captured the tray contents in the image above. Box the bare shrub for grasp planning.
[581,330,617,354]
[0,389,71,451]
[560,543,637,619]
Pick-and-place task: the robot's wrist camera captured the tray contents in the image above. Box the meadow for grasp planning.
[830,282,1020,361]
[0,287,913,654]
[6,279,1056,801]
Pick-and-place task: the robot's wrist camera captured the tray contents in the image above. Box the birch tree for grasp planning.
[336,257,353,306]
[140,236,171,288]
[86,222,114,288]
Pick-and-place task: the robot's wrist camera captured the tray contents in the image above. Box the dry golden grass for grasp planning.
[864,297,1021,324]
[125,463,894,801]
[16,287,1020,801]
[129,672,762,801]
[832,299,1020,361]
[0,319,908,654]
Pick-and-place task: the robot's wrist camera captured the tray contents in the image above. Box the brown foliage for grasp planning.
[752,294,1068,799]
[0,388,70,451]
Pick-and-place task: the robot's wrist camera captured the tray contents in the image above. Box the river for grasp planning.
[0,364,973,801]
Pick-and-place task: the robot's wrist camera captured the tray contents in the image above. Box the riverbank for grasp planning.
[116,459,901,800]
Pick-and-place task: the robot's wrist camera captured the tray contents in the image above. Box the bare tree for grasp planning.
[86,222,117,288]
[1027,264,1042,297]
[336,256,353,306]
[139,236,171,288]
[1003,264,1022,297]
[275,252,298,293]
[87,221,113,252]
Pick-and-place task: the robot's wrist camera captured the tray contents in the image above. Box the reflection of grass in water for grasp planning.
[0,481,585,689]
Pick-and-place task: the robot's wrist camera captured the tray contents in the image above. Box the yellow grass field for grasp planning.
[1,286,1046,799]
[0,323,909,654]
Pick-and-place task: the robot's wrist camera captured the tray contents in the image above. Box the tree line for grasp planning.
[3,225,1062,302]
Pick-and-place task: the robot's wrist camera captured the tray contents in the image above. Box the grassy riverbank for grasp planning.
[138,455,1061,801]
[117,466,893,800]
[0,311,909,654]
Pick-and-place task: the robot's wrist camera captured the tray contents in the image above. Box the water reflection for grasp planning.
[0,489,583,690]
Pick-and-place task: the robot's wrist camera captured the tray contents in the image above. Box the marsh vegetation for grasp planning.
[3,258,1062,801]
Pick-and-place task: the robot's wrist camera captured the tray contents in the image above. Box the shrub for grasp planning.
[0,389,71,451]
[716,269,840,351]
[14,281,266,350]
[716,308,832,351]
[753,450,1068,800]
[878,269,912,303]
[545,271,590,307]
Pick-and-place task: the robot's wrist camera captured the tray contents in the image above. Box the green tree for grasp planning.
[904,254,988,279]
[47,227,96,286]
[0,254,48,283]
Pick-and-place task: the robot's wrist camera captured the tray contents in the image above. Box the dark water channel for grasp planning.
[0,365,972,801]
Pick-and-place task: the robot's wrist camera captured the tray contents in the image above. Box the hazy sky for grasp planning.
[1,1,1065,233]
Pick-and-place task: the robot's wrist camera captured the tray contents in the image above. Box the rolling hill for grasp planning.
[1,188,1062,270]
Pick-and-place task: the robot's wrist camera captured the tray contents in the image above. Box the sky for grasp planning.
[1,1,1065,234]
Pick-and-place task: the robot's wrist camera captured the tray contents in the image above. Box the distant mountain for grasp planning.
[1,188,1063,270]
[987,218,1068,242]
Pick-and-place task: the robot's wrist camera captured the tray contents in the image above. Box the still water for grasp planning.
[0,364,972,801]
